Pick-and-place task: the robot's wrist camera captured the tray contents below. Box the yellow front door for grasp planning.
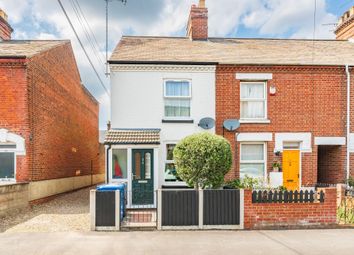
[282,150,300,190]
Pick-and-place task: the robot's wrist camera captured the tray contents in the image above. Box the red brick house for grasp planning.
[109,1,354,191]
[0,10,103,203]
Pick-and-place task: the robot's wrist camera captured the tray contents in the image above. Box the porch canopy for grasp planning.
[104,129,161,145]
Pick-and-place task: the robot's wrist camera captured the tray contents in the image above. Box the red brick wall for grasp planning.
[0,59,31,181]
[217,65,348,186]
[187,5,208,40]
[244,188,337,229]
[26,42,101,181]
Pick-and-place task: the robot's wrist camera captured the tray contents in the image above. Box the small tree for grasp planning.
[173,132,232,189]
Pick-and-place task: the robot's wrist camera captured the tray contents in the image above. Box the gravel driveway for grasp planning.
[0,186,95,233]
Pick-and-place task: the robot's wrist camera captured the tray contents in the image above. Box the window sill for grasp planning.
[239,119,271,124]
[162,119,194,124]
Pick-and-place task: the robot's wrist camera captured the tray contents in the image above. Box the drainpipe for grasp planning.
[106,145,111,184]
[346,65,351,182]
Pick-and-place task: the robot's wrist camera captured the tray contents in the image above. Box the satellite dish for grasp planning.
[198,117,215,130]
[223,119,240,131]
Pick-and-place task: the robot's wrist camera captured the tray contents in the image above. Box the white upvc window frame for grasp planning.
[0,144,17,181]
[240,81,268,122]
[239,142,267,181]
[163,79,192,120]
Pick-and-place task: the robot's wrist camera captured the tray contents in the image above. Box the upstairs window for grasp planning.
[240,82,267,120]
[164,81,191,118]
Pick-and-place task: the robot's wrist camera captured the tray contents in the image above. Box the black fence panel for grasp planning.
[161,190,198,226]
[252,190,324,204]
[203,190,240,225]
[96,191,116,227]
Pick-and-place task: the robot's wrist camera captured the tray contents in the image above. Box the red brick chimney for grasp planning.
[0,9,13,41]
[335,6,354,40]
[186,0,208,41]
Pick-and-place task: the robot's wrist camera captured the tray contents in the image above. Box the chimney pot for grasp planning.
[199,0,206,8]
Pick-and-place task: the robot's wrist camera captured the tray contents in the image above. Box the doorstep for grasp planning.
[121,209,157,230]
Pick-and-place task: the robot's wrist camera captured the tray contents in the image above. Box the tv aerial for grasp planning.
[198,117,215,130]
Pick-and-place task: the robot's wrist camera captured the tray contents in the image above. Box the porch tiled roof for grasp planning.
[104,129,161,145]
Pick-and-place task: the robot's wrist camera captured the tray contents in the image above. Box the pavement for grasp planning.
[1,229,354,255]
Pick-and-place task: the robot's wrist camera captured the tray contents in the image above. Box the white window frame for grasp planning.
[240,81,268,122]
[163,142,186,185]
[163,79,192,119]
[110,148,129,181]
[239,142,267,181]
[0,150,16,182]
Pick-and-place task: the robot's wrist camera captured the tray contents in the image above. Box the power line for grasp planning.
[70,0,106,73]
[57,0,110,97]
[73,0,106,65]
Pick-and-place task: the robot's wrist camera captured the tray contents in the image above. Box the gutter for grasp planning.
[346,65,351,182]
[108,60,218,65]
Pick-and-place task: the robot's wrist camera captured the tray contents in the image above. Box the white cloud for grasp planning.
[242,0,337,39]
[0,0,30,24]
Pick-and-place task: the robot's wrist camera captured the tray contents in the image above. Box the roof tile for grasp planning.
[104,129,161,144]
[110,36,354,66]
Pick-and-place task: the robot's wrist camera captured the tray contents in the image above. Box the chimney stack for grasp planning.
[335,6,354,40]
[186,0,208,41]
[0,9,13,41]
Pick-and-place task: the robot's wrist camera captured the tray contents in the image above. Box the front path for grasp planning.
[1,229,353,255]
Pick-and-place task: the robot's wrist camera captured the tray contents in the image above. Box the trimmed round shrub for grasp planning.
[173,132,232,189]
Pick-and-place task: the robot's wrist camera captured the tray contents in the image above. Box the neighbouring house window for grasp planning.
[164,144,182,182]
[0,152,15,179]
[240,143,266,179]
[164,80,191,118]
[112,149,128,179]
[240,82,267,119]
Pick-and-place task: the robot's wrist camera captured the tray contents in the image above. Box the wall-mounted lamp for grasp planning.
[270,85,276,95]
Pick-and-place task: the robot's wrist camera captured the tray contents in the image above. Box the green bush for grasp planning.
[173,132,232,189]
[348,176,354,187]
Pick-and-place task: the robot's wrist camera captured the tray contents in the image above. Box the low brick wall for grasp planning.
[0,182,29,217]
[244,188,337,229]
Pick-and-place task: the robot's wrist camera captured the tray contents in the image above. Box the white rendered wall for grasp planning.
[110,65,216,187]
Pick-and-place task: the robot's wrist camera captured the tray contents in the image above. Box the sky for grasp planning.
[0,0,353,130]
